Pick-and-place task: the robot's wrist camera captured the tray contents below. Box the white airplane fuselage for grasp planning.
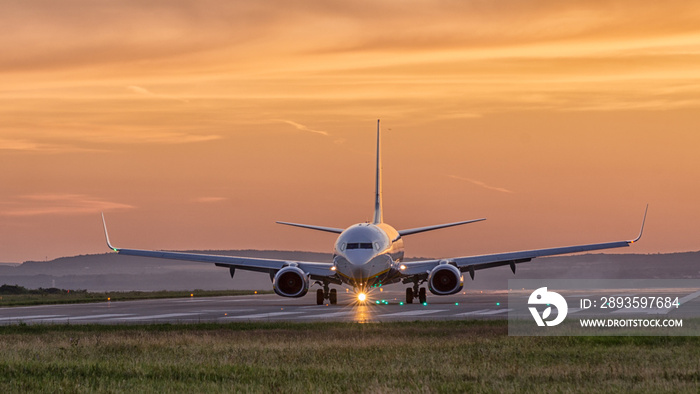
[332,222,404,289]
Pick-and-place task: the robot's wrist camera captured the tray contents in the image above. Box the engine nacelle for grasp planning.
[428,263,464,295]
[272,266,309,298]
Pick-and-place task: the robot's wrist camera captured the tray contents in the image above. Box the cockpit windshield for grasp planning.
[346,242,373,250]
[336,223,390,253]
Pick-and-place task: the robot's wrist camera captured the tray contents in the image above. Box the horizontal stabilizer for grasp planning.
[276,221,345,234]
[398,218,486,237]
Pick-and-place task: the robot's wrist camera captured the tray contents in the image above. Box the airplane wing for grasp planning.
[401,206,647,279]
[101,214,335,280]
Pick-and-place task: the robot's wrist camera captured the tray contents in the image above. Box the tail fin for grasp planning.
[373,119,383,224]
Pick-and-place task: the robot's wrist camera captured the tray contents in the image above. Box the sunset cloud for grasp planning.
[0,138,99,153]
[448,175,514,194]
[127,85,189,103]
[2,0,699,117]
[276,120,330,136]
[0,194,134,217]
[124,132,222,145]
[0,139,47,152]
[0,130,222,151]
[193,197,227,203]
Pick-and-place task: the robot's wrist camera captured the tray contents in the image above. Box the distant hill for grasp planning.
[0,250,698,292]
[0,250,331,292]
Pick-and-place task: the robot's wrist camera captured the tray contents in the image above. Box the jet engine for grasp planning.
[272,266,309,298]
[428,263,463,295]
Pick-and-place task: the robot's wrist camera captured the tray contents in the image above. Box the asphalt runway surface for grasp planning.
[0,289,510,325]
[1,288,699,325]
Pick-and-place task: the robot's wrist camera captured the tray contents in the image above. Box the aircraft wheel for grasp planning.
[419,287,427,304]
[406,288,413,304]
[316,289,324,305]
[329,289,337,305]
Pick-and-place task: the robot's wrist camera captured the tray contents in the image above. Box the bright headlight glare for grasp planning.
[358,293,367,302]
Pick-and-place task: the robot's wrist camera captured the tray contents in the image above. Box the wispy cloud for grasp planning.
[449,175,514,194]
[192,196,227,203]
[0,139,42,151]
[276,120,330,136]
[0,138,99,153]
[0,194,134,216]
[127,85,189,103]
[127,132,222,144]
[2,133,221,150]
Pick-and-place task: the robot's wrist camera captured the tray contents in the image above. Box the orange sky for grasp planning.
[1,0,699,262]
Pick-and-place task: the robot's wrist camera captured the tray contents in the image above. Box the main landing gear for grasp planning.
[316,283,337,305]
[405,283,427,304]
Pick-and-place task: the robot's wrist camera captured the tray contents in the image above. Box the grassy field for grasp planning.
[0,320,697,393]
[0,285,269,307]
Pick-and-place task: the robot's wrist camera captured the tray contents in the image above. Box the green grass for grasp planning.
[0,287,270,307]
[0,320,698,393]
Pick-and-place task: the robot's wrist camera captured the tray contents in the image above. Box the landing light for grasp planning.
[399,264,406,270]
[358,293,367,302]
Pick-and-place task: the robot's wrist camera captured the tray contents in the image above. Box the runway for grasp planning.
[0,289,510,325]
[2,287,699,325]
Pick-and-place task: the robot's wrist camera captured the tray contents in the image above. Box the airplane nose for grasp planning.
[345,254,372,266]
[336,252,394,282]
[347,257,372,279]
[336,252,376,279]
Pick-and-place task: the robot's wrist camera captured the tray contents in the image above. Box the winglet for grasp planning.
[630,204,648,244]
[101,212,118,252]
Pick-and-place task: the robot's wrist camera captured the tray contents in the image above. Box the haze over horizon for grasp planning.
[2,1,699,263]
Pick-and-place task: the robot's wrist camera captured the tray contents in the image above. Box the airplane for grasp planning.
[101,120,647,305]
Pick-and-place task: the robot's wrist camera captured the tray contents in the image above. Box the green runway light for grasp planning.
[422,302,427,306]
[496,302,500,306]
[455,302,459,306]
[399,302,404,305]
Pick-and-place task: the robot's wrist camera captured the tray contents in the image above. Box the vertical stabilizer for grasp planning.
[373,119,383,224]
